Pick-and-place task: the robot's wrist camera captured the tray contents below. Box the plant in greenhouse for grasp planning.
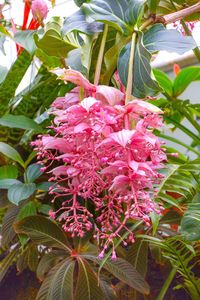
[0,0,200,299]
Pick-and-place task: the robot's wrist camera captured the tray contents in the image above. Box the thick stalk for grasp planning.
[125,32,136,105]
[94,24,108,86]
[156,267,177,300]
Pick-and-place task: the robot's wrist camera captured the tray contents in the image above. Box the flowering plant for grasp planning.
[0,0,200,299]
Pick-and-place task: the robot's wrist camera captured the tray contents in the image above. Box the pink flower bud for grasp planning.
[31,0,48,23]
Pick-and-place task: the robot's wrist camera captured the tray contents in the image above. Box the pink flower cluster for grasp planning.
[31,0,48,23]
[32,69,166,258]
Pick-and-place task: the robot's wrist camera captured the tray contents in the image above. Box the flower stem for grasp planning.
[125,32,137,105]
[181,20,200,63]
[94,24,108,86]
[163,2,200,24]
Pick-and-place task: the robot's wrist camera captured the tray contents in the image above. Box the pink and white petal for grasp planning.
[109,129,135,148]
[80,97,99,112]
[126,100,163,115]
[96,85,125,106]
[109,175,130,191]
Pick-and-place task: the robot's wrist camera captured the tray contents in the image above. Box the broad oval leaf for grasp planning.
[83,0,146,35]
[0,114,41,131]
[8,182,36,205]
[24,163,43,183]
[153,68,173,97]
[1,204,20,247]
[118,32,161,98]
[62,10,103,35]
[17,201,37,221]
[0,142,24,167]
[14,215,71,251]
[14,30,37,55]
[143,23,196,54]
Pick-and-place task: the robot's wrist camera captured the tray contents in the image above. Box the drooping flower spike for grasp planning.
[33,68,166,258]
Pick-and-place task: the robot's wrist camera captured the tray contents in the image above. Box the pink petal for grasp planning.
[109,175,130,191]
[96,85,124,106]
[80,97,99,112]
[52,87,79,109]
[109,129,135,148]
[51,166,68,177]
[126,100,162,115]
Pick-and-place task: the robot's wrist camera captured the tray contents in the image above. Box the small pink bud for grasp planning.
[98,250,105,260]
[111,250,117,261]
[31,0,48,23]
[49,210,56,219]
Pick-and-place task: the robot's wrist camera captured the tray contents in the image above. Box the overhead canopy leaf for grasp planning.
[143,23,196,54]
[118,32,161,98]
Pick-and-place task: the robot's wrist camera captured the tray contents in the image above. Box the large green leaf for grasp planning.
[126,239,148,277]
[83,0,146,35]
[8,182,36,205]
[14,215,71,251]
[153,68,173,97]
[75,258,104,300]
[118,32,161,98]
[14,30,37,55]
[37,252,63,281]
[103,258,149,294]
[0,179,21,189]
[24,163,43,183]
[0,51,32,114]
[17,201,38,221]
[1,204,20,247]
[48,259,75,300]
[0,114,41,131]
[0,246,20,282]
[143,23,196,54]
[173,66,200,97]
[62,9,103,35]
[181,193,200,241]
[0,142,24,167]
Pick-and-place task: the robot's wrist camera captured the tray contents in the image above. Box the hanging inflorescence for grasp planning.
[32,69,167,259]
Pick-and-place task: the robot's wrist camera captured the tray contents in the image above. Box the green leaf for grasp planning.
[0,247,20,282]
[34,20,78,57]
[0,165,18,179]
[14,215,71,251]
[144,23,196,54]
[37,182,54,191]
[1,204,20,247]
[24,163,43,183]
[37,252,61,281]
[173,66,200,97]
[48,259,75,300]
[153,69,173,96]
[17,201,37,221]
[75,258,104,300]
[8,182,36,205]
[0,179,21,189]
[181,193,200,241]
[83,0,146,35]
[150,211,160,235]
[126,239,148,277]
[0,65,8,84]
[102,258,149,294]
[118,32,161,98]
[0,114,41,131]
[14,30,37,55]
[0,142,24,167]
[62,9,103,35]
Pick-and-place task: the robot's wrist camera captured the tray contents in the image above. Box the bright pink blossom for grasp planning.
[33,68,166,256]
[31,0,48,22]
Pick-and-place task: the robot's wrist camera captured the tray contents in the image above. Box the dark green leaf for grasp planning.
[75,258,104,300]
[83,0,146,35]
[0,142,24,167]
[118,32,161,98]
[48,259,75,300]
[144,23,196,54]
[24,163,43,183]
[17,201,37,221]
[37,252,62,281]
[62,9,103,35]
[126,239,148,277]
[0,179,21,189]
[0,247,20,282]
[0,165,18,179]
[8,182,36,205]
[103,258,149,294]
[37,182,54,191]
[1,204,20,247]
[181,193,200,241]
[14,216,71,251]
[0,114,41,131]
